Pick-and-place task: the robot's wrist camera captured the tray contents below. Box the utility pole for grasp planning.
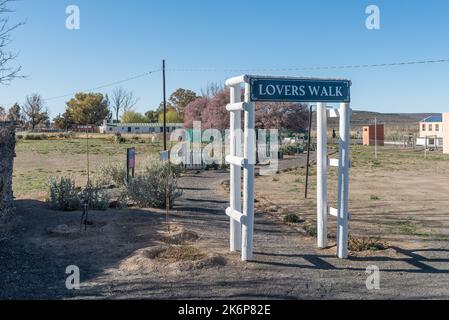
[162,59,167,151]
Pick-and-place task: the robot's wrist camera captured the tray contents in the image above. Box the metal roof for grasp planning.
[103,123,183,128]
[421,115,442,123]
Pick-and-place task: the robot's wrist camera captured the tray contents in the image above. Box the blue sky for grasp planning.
[1,0,448,118]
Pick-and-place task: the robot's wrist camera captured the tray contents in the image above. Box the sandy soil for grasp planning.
[2,148,449,299]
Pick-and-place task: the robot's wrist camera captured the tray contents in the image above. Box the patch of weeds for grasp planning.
[349,236,388,252]
[384,221,431,237]
[371,159,381,168]
[370,195,380,201]
[284,213,301,223]
[303,224,317,237]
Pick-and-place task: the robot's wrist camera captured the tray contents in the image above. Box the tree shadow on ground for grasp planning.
[0,199,167,299]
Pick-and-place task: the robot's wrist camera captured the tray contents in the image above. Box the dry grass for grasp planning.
[349,236,389,252]
[158,245,206,262]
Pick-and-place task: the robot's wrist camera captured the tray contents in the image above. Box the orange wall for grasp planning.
[363,125,385,146]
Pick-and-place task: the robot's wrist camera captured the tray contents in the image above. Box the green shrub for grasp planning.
[349,236,388,252]
[58,132,75,139]
[284,213,301,223]
[80,181,110,211]
[47,176,111,211]
[205,162,219,171]
[96,162,127,187]
[47,176,80,211]
[114,133,126,144]
[279,143,304,156]
[125,158,182,209]
[303,224,317,237]
[23,134,48,141]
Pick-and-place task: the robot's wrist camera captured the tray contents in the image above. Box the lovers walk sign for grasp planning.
[250,76,351,103]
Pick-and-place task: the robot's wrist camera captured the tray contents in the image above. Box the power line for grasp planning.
[1,68,161,105]
[3,57,449,106]
[167,58,449,73]
[44,68,161,102]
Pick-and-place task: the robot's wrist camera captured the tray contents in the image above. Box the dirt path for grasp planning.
[2,154,449,299]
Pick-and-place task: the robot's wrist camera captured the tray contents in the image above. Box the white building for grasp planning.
[99,121,183,135]
[443,113,449,154]
[416,115,444,148]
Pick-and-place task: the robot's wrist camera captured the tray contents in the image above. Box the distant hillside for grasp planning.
[327,111,440,128]
[351,111,439,126]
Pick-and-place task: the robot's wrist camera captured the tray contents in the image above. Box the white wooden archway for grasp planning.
[224,75,352,261]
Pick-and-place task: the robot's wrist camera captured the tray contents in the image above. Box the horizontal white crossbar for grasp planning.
[328,159,352,168]
[329,207,352,220]
[329,207,338,217]
[226,102,250,112]
[226,155,248,167]
[226,207,246,224]
[328,108,340,118]
[225,75,249,87]
[329,158,339,167]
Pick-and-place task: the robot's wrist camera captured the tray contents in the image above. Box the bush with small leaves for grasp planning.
[24,134,48,141]
[80,181,110,211]
[279,143,304,156]
[47,176,80,211]
[284,213,301,223]
[125,157,182,209]
[303,224,317,237]
[58,132,75,139]
[114,133,126,144]
[96,162,127,188]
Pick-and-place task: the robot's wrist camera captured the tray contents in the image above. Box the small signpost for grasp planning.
[160,150,169,162]
[127,148,135,182]
[225,75,352,261]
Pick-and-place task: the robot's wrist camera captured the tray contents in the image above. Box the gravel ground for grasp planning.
[1,154,449,299]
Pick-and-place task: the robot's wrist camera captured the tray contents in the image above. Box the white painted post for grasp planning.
[317,102,328,249]
[242,82,255,261]
[229,85,242,252]
[337,103,351,259]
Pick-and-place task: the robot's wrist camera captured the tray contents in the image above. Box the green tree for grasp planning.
[144,110,159,123]
[158,108,182,123]
[7,103,21,122]
[65,92,110,125]
[53,114,72,130]
[121,111,148,123]
[168,88,198,118]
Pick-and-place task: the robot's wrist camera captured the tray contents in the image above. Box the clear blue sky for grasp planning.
[1,0,449,118]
